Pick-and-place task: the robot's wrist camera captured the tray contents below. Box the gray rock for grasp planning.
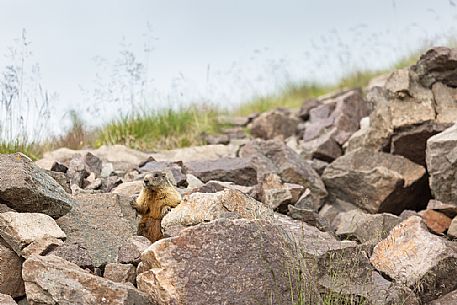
[21,235,64,259]
[151,144,239,163]
[117,236,151,266]
[426,123,457,205]
[448,217,457,239]
[0,239,24,298]
[139,160,187,187]
[427,199,457,218]
[56,193,137,268]
[0,293,17,305]
[22,254,153,305]
[298,99,321,120]
[250,109,299,140]
[430,289,457,305]
[322,149,429,214]
[370,216,457,303]
[104,263,136,285]
[0,153,75,218]
[111,181,143,197]
[183,157,257,186]
[0,212,66,256]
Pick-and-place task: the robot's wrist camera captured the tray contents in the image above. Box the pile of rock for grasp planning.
[2,47,457,304]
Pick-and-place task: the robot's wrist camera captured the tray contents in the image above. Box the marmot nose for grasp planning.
[143,177,149,184]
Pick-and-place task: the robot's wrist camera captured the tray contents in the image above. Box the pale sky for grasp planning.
[1,0,457,136]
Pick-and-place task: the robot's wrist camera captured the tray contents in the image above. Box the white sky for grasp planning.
[1,0,457,135]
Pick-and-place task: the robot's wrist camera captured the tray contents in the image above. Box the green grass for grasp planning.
[94,106,221,151]
[0,141,43,160]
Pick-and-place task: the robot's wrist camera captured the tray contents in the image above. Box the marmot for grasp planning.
[131,172,182,243]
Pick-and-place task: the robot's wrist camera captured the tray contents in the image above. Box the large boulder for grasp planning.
[370,216,457,303]
[426,123,457,205]
[137,218,350,305]
[240,139,327,205]
[183,157,258,186]
[0,212,66,256]
[0,153,76,218]
[250,109,299,140]
[161,189,273,236]
[22,254,153,305]
[0,239,24,298]
[55,193,137,268]
[322,149,429,214]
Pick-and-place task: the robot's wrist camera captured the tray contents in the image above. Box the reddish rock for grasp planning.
[419,209,452,234]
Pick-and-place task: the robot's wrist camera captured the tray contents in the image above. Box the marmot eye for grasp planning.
[153,173,159,178]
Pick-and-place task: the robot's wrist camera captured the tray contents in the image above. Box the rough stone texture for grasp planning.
[21,235,64,259]
[370,216,457,303]
[319,198,360,228]
[388,122,447,166]
[66,155,91,188]
[322,149,429,214]
[137,218,347,305]
[432,82,457,124]
[411,46,457,89]
[306,159,329,176]
[448,217,457,239]
[0,294,17,305]
[240,139,327,205]
[301,131,343,162]
[250,109,299,140]
[257,173,293,210]
[111,181,143,197]
[426,123,457,205]
[117,236,152,266]
[162,189,273,236]
[0,153,75,218]
[22,254,153,305]
[139,161,187,187]
[0,239,24,298]
[427,199,457,218]
[298,99,321,120]
[56,193,137,268]
[104,263,136,285]
[151,144,239,162]
[418,209,452,234]
[49,243,94,270]
[334,209,401,243]
[0,212,66,256]
[430,289,457,305]
[183,157,257,186]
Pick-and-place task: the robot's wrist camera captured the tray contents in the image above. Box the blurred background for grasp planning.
[1,0,457,156]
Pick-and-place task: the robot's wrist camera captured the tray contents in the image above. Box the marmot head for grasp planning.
[143,172,170,190]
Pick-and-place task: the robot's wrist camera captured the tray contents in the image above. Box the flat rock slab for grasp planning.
[183,157,258,186]
[0,212,66,256]
[0,153,76,218]
[322,148,428,214]
[23,255,153,305]
[426,123,457,205]
[370,216,457,303]
[56,193,137,268]
[137,219,327,305]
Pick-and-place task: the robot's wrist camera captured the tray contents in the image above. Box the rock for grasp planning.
[22,254,153,305]
[250,109,299,140]
[370,216,457,303]
[294,188,322,211]
[45,170,71,193]
[104,176,123,192]
[137,219,334,305]
[161,189,273,236]
[117,236,151,266]
[0,212,66,256]
[0,153,75,218]
[66,155,90,188]
[183,157,257,186]
[430,289,457,305]
[49,243,94,270]
[333,209,401,243]
[298,99,321,120]
[150,144,239,162]
[319,198,360,227]
[111,181,143,197]
[86,178,102,190]
[411,46,457,89]
[448,217,457,239]
[427,199,457,218]
[184,174,204,189]
[21,235,64,259]
[431,82,457,124]
[101,162,114,178]
[302,89,368,160]
[287,205,328,231]
[426,123,457,205]
[0,239,24,298]
[104,263,136,285]
[240,139,327,205]
[322,149,429,214]
[50,161,68,173]
[0,293,17,305]
[56,193,137,268]
[84,152,103,176]
[418,209,452,234]
[388,122,447,166]
[258,173,293,211]
[139,161,187,187]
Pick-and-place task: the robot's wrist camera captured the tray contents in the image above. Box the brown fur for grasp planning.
[131,173,181,243]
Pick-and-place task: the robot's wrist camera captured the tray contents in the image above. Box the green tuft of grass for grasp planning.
[0,141,42,160]
[95,106,222,151]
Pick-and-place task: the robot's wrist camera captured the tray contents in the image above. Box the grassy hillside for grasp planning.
[0,52,420,159]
